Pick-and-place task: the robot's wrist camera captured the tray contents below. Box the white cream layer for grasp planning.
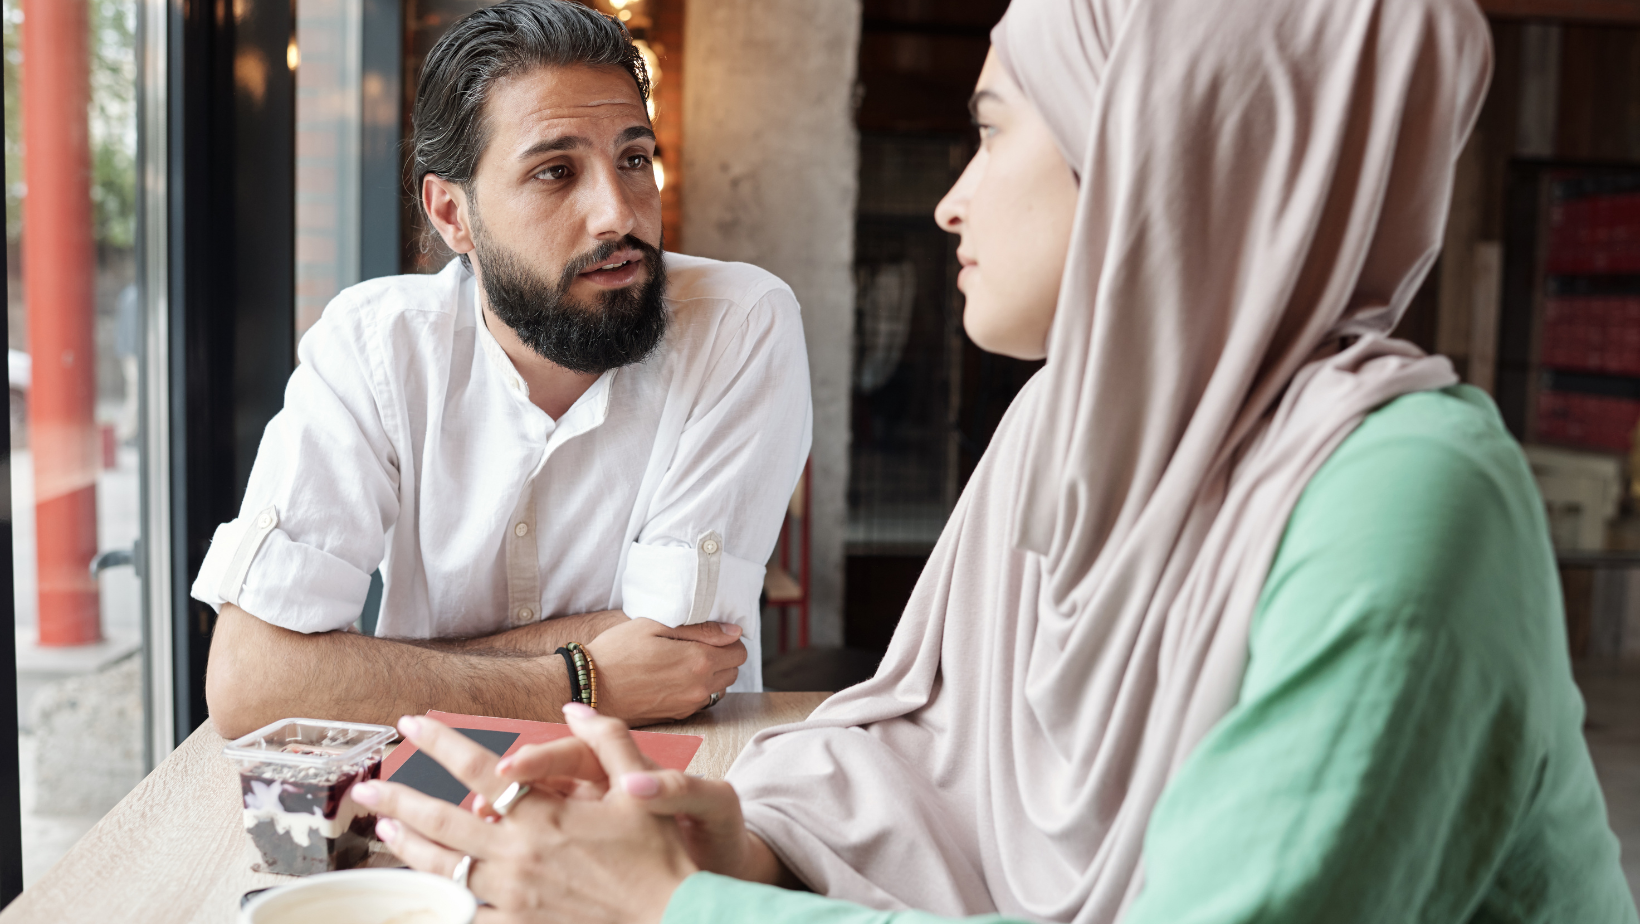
[243,792,371,848]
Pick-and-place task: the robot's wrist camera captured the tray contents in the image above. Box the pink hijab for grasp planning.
[727,0,1493,920]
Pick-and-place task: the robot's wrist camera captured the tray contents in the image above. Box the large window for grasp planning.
[3,0,153,885]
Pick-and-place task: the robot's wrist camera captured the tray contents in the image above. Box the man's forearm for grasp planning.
[421,610,628,657]
[206,604,576,738]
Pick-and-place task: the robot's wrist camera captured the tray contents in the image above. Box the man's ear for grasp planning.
[423,174,476,256]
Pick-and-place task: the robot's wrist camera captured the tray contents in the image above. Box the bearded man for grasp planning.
[196,0,811,738]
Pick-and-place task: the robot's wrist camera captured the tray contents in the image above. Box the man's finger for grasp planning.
[353,780,496,856]
[654,621,744,647]
[561,703,658,780]
[708,666,739,693]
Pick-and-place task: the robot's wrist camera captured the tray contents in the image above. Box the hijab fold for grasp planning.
[727,1,1492,920]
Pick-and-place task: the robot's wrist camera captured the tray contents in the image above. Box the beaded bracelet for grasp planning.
[555,646,584,704]
[567,646,591,706]
[567,641,599,710]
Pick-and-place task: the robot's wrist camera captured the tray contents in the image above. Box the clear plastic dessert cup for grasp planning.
[223,718,397,877]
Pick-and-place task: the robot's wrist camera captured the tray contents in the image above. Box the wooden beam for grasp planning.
[1478,0,1640,25]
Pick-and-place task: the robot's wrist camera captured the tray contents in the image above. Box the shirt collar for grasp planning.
[469,273,616,432]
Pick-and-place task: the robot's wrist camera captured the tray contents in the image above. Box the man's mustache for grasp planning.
[561,235,662,280]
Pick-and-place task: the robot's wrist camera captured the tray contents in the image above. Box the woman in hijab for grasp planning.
[354,0,1638,920]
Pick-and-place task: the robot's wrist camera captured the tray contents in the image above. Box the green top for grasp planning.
[663,386,1637,924]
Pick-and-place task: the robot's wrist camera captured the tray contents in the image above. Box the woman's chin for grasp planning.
[964,313,1048,361]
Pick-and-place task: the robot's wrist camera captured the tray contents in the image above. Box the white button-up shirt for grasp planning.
[191,254,813,691]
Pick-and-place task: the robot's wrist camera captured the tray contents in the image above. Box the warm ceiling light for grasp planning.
[646,98,656,119]
[618,8,632,20]
[610,0,631,8]
[286,39,300,70]
[654,158,666,191]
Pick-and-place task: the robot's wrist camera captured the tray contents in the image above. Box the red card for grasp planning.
[382,711,703,811]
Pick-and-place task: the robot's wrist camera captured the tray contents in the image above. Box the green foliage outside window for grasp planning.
[3,0,138,249]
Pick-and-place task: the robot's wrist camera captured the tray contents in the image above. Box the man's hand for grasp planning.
[586,619,746,725]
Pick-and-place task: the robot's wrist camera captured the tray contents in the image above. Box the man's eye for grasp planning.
[536,165,571,180]
[623,154,652,169]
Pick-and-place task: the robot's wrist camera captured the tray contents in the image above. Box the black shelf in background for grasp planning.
[1547,274,1640,297]
[1542,368,1640,400]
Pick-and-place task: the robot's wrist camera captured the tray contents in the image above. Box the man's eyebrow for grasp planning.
[515,125,656,161]
[517,135,589,160]
[968,89,1001,120]
[615,124,657,146]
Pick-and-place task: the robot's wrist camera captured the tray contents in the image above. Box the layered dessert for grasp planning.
[224,719,397,877]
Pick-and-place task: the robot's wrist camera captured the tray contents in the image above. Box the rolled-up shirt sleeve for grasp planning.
[190,294,401,634]
[619,282,813,684]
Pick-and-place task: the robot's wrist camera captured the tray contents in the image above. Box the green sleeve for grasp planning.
[1125,388,1631,924]
[662,873,1026,924]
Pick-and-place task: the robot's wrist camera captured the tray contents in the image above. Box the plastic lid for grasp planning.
[222,718,397,769]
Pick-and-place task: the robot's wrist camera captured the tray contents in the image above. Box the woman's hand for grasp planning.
[485,703,791,884]
[352,715,697,924]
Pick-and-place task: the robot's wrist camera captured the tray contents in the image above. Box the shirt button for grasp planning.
[514,522,529,537]
[256,513,274,529]
[701,539,720,555]
[517,607,534,621]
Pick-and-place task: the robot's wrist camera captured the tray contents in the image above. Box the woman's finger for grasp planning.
[353,780,496,857]
[618,770,739,820]
[398,716,506,795]
[374,816,466,877]
[493,735,609,786]
[378,817,514,911]
[561,703,660,780]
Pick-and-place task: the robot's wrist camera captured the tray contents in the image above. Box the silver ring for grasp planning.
[452,854,473,889]
[490,781,532,817]
[706,691,723,709]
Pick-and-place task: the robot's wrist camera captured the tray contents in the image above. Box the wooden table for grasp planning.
[0,692,828,924]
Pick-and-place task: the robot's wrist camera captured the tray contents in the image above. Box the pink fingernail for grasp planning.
[622,772,660,797]
[376,818,399,842]
[471,794,488,814]
[495,758,513,774]
[352,782,381,806]
[563,702,595,719]
[398,715,422,737]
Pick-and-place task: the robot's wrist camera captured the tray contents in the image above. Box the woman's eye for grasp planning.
[536,165,571,180]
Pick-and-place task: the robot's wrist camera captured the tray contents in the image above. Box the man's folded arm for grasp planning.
[205,602,581,739]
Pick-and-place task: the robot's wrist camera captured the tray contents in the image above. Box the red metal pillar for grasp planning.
[22,0,101,646]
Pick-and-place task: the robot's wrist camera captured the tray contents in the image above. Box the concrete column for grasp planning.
[681,0,861,648]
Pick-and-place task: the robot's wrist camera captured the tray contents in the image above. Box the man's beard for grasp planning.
[471,225,668,375]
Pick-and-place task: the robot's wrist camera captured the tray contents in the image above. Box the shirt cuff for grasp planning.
[191,510,372,634]
[622,536,764,629]
[621,537,764,692]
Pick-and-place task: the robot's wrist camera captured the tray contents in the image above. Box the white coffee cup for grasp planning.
[240,869,477,924]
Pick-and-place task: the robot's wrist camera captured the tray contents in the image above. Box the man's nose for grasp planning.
[583,164,640,240]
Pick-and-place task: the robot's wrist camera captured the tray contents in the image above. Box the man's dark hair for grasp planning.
[412,0,651,263]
